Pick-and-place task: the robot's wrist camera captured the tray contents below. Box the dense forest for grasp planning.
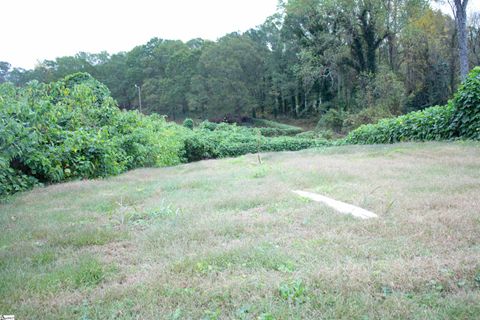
[1,0,479,132]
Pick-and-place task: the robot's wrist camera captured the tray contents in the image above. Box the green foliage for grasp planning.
[252,119,303,136]
[252,118,303,131]
[278,279,307,304]
[343,106,394,132]
[183,118,194,129]
[183,123,328,161]
[257,127,303,137]
[450,66,480,139]
[345,104,454,144]
[0,73,186,196]
[355,69,406,115]
[0,73,331,196]
[346,67,480,144]
[3,2,466,122]
[258,313,275,320]
[316,109,345,133]
[296,130,334,140]
[198,121,219,131]
[72,257,105,288]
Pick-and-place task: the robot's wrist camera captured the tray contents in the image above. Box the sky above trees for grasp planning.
[0,0,278,68]
[2,0,480,69]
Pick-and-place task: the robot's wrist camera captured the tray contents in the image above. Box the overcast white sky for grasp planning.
[0,0,279,69]
[1,0,479,69]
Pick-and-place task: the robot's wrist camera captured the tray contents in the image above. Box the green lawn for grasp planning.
[1,142,480,319]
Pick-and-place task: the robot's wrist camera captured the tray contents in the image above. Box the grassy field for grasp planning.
[1,142,480,319]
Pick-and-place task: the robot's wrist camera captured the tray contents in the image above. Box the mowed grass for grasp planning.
[1,141,480,319]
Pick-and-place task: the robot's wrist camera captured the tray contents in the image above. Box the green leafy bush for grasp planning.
[343,106,394,132]
[257,127,303,137]
[252,118,303,132]
[183,123,328,161]
[354,69,405,116]
[182,118,194,130]
[316,109,345,133]
[198,121,219,131]
[450,66,480,139]
[0,73,187,196]
[345,67,480,144]
[296,130,334,140]
[345,104,454,144]
[1,73,332,196]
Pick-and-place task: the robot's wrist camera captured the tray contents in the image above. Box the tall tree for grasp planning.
[469,12,480,66]
[0,62,11,83]
[448,0,469,80]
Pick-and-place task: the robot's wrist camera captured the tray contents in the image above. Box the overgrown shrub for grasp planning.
[258,127,303,137]
[354,69,406,115]
[182,118,194,130]
[198,121,218,131]
[296,130,334,140]
[343,106,394,132]
[252,118,303,132]
[1,73,332,196]
[450,66,480,139]
[345,104,454,144]
[183,122,328,161]
[345,67,480,144]
[0,73,187,196]
[316,109,345,133]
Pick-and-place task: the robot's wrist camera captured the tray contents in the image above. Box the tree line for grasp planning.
[1,0,478,132]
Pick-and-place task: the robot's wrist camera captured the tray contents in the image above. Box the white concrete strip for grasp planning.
[292,190,378,220]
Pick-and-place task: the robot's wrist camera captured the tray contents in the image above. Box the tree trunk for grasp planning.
[454,0,469,80]
[450,29,458,94]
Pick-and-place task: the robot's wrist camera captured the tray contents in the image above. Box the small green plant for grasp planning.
[73,257,105,288]
[279,279,307,304]
[258,313,275,320]
[80,300,91,320]
[31,250,56,266]
[381,285,393,298]
[202,309,221,320]
[113,198,180,227]
[170,308,183,320]
[252,165,268,178]
[276,262,295,273]
[474,271,480,287]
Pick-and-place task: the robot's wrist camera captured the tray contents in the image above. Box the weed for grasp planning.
[202,309,221,320]
[258,313,275,320]
[279,279,308,304]
[252,165,269,179]
[170,308,183,320]
[31,250,56,266]
[112,198,180,227]
[73,257,106,288]
[474,271,480,287]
